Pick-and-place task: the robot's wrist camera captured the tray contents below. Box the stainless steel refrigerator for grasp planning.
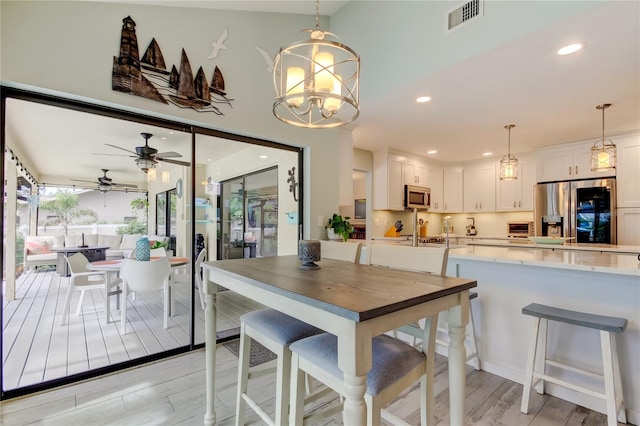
[534,178,616,244]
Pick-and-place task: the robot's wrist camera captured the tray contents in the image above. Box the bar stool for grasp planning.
[520,303,627,426]
[235,241,361,426]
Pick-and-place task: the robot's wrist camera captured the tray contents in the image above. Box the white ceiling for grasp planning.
[6,0,639,188]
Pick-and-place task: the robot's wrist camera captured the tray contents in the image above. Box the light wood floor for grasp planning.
[0,345,613,425]
[3,267,263,391]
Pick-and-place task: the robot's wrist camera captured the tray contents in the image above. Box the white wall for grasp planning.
[0,0,343,239]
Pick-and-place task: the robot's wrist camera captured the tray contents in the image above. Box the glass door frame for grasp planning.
[0,85,304,400]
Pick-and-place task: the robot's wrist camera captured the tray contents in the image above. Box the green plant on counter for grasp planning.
[326,213,353,242]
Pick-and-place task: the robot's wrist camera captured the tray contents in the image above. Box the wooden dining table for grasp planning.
[201,255,477,425]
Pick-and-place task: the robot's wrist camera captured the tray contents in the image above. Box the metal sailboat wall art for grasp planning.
[112,15,233,115]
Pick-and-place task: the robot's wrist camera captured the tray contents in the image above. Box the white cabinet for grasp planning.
[464,163,496,212]
[537,141,615,183]
[404,158,427,186]
[373,150,405,211]
[426,165,444,212]
[443,167,463,213]
[496,157,536,211]
[616,134,640,208]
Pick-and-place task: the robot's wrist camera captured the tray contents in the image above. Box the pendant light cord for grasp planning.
[315,0,320,31]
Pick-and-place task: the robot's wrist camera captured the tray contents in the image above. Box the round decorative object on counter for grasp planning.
[299,240,321,270]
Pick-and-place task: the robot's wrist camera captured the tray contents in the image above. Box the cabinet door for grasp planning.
[496,171,519,211]
[519,160,536,210]
[373,150,405,211]
[404,159,428,185]
[476,164,496,211]
[443,167,463,212]
[427,165,444,212]
[537,149,572,182]
[617,134,640,207]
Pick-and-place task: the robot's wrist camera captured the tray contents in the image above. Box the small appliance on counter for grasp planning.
[507,221,534,238]
[466,218,477,236]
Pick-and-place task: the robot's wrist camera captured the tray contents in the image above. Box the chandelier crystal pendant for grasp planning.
[273,0,360,128]
[590,103,616,172]
[499,124,518,180]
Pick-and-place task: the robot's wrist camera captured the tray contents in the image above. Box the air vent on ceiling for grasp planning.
[447,0,483,32]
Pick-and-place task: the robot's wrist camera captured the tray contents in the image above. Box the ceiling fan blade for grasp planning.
[155,151,182,158]
[105,143,137,155]
[94,152,135,158]
[158,158,191,167]
[70,178,99,184]
[111,182,138,188]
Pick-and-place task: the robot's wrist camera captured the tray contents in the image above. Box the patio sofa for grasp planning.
[23,234,170,269]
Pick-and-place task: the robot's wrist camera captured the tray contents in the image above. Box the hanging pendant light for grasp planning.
[273,0,360,128]
[590,103,616,172]
[499,124,518,180]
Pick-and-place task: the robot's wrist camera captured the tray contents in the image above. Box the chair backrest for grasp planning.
[65,252,90,274]
[120,257,172,293]
[195,248,207,267]
[150,247,168,257]
[368,244,449,276]
[320,240,362,263]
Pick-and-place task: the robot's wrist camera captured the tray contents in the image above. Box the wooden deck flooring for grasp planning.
[0,347,612,425]
[2,267,264,391]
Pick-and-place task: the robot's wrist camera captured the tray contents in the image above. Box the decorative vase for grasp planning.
[136,236,150,261]
[298,240,321,270]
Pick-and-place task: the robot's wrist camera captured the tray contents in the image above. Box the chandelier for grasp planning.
[273,0,360,128]
[499,124,518,180]
[590,103,616,172]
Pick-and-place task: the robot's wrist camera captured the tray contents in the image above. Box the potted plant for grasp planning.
[326,213,353,242]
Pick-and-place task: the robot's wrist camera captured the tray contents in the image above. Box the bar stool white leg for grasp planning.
[521,316,540,414]
[601,330,626,426]
[535,318,547,395]
[235,323,251,426]
[610,335,627,424]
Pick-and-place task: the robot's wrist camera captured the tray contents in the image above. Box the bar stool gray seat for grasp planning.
[520,303,627,426]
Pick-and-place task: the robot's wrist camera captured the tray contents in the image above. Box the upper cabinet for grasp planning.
[496,156,536,211]
[463,163,496,212]
[443,167,464,213]
[616,134,640,208]
[373,150,405,211]
[404,158,427,186]
[536,141,615,183]
[427,165,444,212]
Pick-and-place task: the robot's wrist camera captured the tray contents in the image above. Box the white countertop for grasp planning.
[468,238,640,255]
[449,245,640,277]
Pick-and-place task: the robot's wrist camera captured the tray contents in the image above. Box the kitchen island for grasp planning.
[468,238,640,257]
[445,244,639,423]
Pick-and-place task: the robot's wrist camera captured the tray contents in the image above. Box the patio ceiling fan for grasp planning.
[104,132,190,173]
[70,169,138,193]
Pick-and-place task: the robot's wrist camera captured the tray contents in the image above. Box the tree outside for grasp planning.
[38,189,98,233]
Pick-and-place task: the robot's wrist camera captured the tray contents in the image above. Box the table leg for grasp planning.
[338,333,370,425]
[204,269,217,426]
[446,292,470,425]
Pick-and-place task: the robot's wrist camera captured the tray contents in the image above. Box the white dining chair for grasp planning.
[60,253,122,325]
[171,248,207,310]
[235,241,362,426]
[119,257,172,334]
[288,243,448,425]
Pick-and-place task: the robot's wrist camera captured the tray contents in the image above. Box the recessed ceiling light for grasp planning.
[557,43,583,56]
[483,152,493,156]
[427,150,437,154]
[259,155,268,159]
[416,96,431,103]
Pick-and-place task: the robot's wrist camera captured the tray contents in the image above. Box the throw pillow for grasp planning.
[26,241,51,255]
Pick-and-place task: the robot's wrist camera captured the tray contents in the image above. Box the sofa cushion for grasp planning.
[64,233,98,247]
[98,234,122,249]
[26,240,51,255]
[120,234,143,250]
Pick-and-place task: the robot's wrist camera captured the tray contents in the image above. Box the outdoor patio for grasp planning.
[2,266,263,391]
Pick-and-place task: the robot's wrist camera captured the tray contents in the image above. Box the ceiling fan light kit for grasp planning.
[590,103,616,172]
[272,0,360,129]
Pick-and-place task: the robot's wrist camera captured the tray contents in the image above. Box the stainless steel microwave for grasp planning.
[405,185,431,209]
